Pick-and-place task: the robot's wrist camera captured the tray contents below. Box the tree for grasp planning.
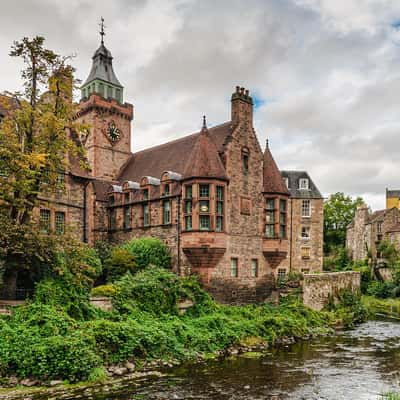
[0,36,85,224]
[0,36,86,294]
[324,192,365,254]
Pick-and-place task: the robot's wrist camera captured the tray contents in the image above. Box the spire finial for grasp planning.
[266,138,269,149]
[202,115,207,130]
[99,17,106,45]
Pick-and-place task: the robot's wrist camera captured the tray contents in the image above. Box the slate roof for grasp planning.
[82,44,122,88]
[280,170,323,199]
[263,144,290,195]
[183,123,228,181]
[367,209,386,223]
[386,222,400,233]
[118,122,233,182]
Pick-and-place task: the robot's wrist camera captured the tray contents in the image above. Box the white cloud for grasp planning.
[1,0,400,211]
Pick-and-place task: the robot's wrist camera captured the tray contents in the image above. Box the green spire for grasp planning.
[81,18,124,103]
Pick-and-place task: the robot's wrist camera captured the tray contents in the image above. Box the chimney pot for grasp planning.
[240,87,245,94]
[245,89,249,96]
[236,86,240,93]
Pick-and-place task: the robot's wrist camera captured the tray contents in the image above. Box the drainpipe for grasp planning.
[177,194,182,275]
[289,198,293,273]
[83,180,90,243]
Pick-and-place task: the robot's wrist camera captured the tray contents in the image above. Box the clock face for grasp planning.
[107,121,121,143]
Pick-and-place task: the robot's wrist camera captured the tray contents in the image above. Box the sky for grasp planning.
[1,0,400,210]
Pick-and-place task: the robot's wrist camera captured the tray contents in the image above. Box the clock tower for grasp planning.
[75,19,133,180]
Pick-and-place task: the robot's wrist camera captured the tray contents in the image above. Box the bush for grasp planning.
[91,284,117,298]
[113,267,213,316]
[367,281,397,299]
[122,237,171,271]
[104,248,137,282]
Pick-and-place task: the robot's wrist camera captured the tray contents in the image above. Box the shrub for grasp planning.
[367,281,397,299]
[104,248,137,282]
[113,267,213,316]
[91,284,117,298]
[122,237,171,270]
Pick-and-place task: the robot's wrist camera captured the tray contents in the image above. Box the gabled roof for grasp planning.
[367,209,386,223]
[183,121,228,181]
[263,143,290,195]
[118,121,233,182]
[280,170,323,199]
[82,44,122,88]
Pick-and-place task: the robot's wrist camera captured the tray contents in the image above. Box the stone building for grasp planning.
[280,171,324,275]
[0,33,324,303]
[346,205,400,262]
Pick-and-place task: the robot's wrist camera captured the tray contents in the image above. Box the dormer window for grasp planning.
[299,178,309,190]
[164,184,170,196]
[284,177,289,189]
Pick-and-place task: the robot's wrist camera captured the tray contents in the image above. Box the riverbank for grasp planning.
[0,267,367,394]
[1,319,398,400]
[362,296,400,319]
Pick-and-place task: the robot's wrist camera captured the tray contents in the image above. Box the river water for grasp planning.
[40,319,400,400]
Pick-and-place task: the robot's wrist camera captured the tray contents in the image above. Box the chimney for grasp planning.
[231,85,253,125]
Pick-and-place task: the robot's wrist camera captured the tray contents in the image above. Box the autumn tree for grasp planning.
[0,36,86,295]
[324,192,365,254]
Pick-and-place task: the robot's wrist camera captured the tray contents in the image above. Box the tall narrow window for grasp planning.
[216,185,224,232]
[164,184,170,196]
[279,199,286,239]
[251,259,258,278]
[242,148,249,175]
[109,209,116,230]
[199,184,210,231]
[231,258,239,278]
[184,185,192,231]
[301,200,311,217]
[40,209,51,234]
[98,82,104,97]
[116,88,121,102]
[265,198,275,238]
[124,193,130,203]
[55,211,65,235]
[143,204,149,227]
[124,206,130,229]
[163,200,171,224]
[143,189,149,201]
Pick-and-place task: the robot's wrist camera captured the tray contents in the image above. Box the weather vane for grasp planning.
[99,17,106,45]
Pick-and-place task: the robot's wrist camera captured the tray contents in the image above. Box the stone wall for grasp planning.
[302,271,361,311]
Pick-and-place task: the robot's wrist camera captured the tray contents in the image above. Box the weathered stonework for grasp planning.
[16,38,325,304]
[346,205,400,263]
[302,271,361,311]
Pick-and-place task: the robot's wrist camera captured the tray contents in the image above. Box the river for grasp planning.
[30,319,400,400]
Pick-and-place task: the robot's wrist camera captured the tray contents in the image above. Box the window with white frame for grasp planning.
[301,226,310,239]
[284,177,289,188]
[299,178,309,190]
[277,269,286,280]
[251,259,258,278]
[231,258,238,277]
[301,200,311,217]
